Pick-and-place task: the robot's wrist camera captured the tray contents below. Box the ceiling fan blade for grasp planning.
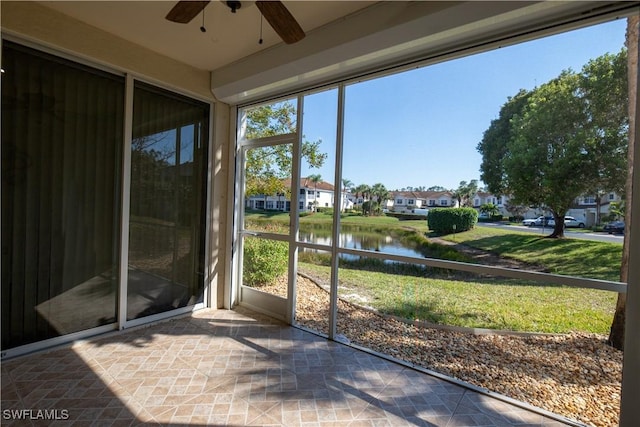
[166,1,211,24]
[256,1,305,44]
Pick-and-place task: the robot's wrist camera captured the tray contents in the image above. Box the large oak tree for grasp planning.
[478,50,628,238]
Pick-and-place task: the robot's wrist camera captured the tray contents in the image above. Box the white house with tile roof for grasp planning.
[387,191,458,213]
[245,177,353,212]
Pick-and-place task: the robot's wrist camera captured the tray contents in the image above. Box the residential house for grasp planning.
[518,192,623,225]
[349,193,368,209]
[473,191,511,217]
[426,191,458,208]
[567,192,623,226]
[387,190,458,212]
[245,177,351,212]
[388,191,427,212]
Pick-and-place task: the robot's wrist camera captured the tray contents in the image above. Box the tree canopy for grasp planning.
[242,101,327,197]
[370,183,389,215]
[452,180,478,207]
[477,49,628,237]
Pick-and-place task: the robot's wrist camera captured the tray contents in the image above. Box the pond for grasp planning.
[298,228,424,259]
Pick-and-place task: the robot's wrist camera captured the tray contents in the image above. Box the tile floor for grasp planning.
[1,307,572,426]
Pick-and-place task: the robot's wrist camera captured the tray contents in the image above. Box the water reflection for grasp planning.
[299,229,423,259]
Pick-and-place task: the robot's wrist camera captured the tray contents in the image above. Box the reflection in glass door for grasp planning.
[127,83,209,320]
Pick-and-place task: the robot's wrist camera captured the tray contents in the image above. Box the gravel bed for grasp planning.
[259,274,622,427]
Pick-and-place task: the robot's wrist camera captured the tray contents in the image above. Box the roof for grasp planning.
[389,191,453,200]
[282,177,335,192]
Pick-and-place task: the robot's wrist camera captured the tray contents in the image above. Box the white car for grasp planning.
[563,216,585,228]
[522,216,553,227]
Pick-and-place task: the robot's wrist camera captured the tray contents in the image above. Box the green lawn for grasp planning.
[247,211,623,334]
[439,226,623,281]
[299,262,616,334]
[245,210,429,233]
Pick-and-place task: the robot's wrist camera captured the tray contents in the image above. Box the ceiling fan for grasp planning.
[166,1,305,44]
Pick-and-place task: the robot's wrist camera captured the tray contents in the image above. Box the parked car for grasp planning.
[603,221,625,234]
[523,216,554,226]
[563,216,585,228]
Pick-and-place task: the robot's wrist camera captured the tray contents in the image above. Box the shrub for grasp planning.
[478,214,505,223]
[362,200,379,215]
[243,237,288,287]
[316,207,334,215]
[385,212,429,221]
[428,208,478,234]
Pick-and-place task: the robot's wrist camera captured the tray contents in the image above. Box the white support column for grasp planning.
[228,107,242,309]
[203,102,215,309]
[329,84,346,340]
[287,97,303,324]
[117,74,134,329]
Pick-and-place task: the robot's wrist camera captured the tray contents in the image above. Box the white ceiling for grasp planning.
[39,1,377,72]
[30,1,638,104]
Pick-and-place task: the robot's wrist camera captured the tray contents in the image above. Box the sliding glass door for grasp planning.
[127,83,209,320]
[1,41,211,355]
[1,42,124,349]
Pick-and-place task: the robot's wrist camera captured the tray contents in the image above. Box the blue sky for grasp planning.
[300,18,628,192]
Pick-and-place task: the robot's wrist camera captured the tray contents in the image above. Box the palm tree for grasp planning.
[341,178,353,212]
[308,174,322,212]
[479,203,500,218]
[353,184,370,214]
[453,179,479,207]
[371,183,389,215]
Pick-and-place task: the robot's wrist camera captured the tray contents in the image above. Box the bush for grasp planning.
[478,214,504,223]
[427,208,478,234]
[385,212,429,221]
[362,200,379,215]
[316,207,334,215]
[243,237,288,287]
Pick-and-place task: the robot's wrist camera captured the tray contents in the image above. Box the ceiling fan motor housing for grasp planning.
[226,1,241,13]
[166,0,305,44]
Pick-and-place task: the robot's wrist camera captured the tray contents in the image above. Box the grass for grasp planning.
[247,210,623,334]
[438,226,623,281]
[245,210,429,233]
[300,261,617,334]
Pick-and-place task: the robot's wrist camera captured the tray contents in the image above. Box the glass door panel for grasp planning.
[240,143,293,319]
[298,89,338,243]
[127,83,208,320]
[243,144,293,233]
[1,42,124,351]
[239,234,290,319]
[295,249,332,335]
[241,98,298,140]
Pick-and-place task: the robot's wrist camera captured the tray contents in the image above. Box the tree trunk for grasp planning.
[608,15,639,350]
[548,212,566,238]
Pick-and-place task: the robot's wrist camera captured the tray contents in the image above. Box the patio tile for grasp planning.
[0,307,573,426]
